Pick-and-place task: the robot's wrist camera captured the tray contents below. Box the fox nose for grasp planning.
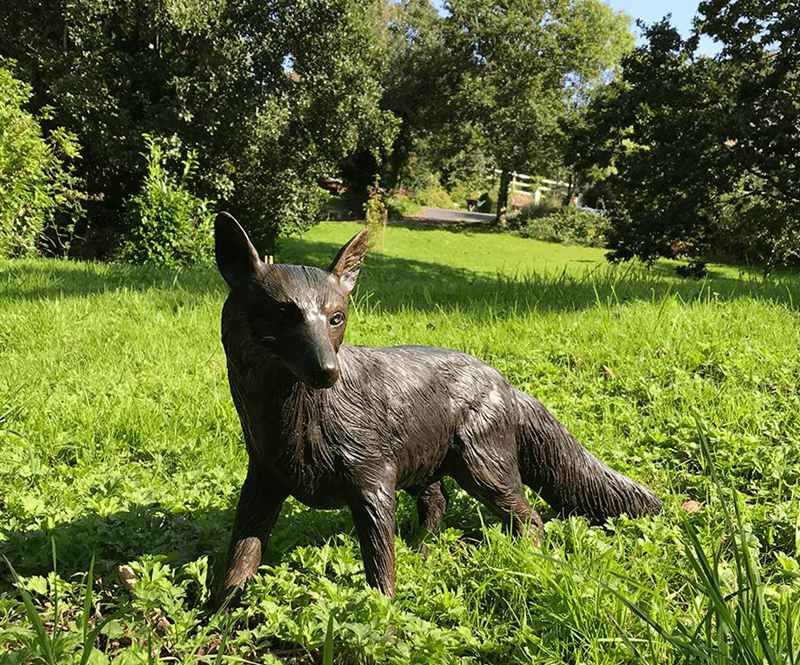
[312,363,340,389]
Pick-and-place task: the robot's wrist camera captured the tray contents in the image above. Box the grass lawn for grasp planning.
[2,221,800,663]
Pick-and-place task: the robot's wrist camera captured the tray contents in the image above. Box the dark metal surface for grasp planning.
[213,212,661,600]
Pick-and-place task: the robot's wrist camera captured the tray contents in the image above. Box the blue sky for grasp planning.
[607,0,700,36]
[605,0,720,54]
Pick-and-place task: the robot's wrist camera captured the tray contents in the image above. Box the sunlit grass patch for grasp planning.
[1,223,800,663]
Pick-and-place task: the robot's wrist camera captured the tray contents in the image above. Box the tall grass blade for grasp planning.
[81,554,95,643]
[3,555,56,665]
[50,537,59,641]
[322,612,335,665]
[213,614,234,665]
[79,554,97,665]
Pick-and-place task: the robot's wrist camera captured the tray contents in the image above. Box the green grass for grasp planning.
[2,221,800,663]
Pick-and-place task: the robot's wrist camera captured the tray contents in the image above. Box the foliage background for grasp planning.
[0,64,84,259]
[0,0,398,257]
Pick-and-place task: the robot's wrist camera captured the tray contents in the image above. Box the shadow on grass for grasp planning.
[283,238,800,314]
[0,500,355,585]
[0,481,497,587]
[388,218,504,233]
[2,237,800,314]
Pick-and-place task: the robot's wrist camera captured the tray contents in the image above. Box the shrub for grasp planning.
[397,156,457,210]
[0,65,84,258]
[707,185,800,273]
[318,190,357,222]
[513,200,561,227]
[364,179,387,251]
[120,135,214,267]
[412,177,455,209]
[231,161,329,253]
[447,182,482,209]
[517,206,609,247]
[386,194,421,219]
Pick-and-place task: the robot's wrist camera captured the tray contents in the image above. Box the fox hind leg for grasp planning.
[451,431,543,541]
[416,481,448,532]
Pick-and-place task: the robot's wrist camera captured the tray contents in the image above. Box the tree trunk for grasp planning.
[496,169,511,224]
[566,171,576,206]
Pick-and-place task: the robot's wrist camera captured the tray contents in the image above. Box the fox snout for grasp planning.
[290,330,341,389]
[285,358,340,390]
[306,361,340,389]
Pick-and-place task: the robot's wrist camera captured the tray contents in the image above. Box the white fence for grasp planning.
[490,169,569,206]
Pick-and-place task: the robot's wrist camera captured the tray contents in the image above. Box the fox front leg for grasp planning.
[349,484,397,597]
[219,467,286,604]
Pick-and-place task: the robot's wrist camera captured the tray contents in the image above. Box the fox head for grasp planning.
[214,212,368,389]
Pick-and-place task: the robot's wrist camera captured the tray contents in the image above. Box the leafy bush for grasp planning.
[412,176,456,209]
[706,185,800,273]
[396,154,457,209]
[0,65,84,258]
[517,206,609,247]
[120,135,214,267]
[231,166,329,253]
[386,193,422,219]
[446,182,482,209]
[513,199,561,225]
[364,179,387,250]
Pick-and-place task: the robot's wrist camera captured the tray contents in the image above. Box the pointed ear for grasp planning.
[328,229,369,295]
[214,212,261,289]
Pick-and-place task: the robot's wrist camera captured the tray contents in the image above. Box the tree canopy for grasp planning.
[576,0,800,269]
[432,0,633,219]
[0,0,397,252]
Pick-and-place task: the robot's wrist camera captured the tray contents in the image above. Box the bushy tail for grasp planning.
[514,390,661,523]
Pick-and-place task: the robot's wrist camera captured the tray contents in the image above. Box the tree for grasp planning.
[574,21,732,263]
[440,0,633,221]
[698,0,800,268]
[0,0,397,255]
[380,0,451,186]
[576,3,800,270]
[376,1,489,202]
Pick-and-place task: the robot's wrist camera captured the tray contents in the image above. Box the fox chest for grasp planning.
[248,410,352,508]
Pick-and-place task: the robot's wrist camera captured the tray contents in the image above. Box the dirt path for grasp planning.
[406,206,495,225]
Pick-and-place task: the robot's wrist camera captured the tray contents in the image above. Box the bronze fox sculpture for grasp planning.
[214,212,661,598]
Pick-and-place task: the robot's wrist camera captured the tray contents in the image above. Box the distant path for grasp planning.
[406,206,495,225]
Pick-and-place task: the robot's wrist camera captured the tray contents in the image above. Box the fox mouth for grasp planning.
[285,359,340,390]
[301,370,340,390]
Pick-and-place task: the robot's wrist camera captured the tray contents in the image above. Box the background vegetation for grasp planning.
[2,0,796,270]
[2,0,800,661]
[574,2,800,270]
[0,65,84,259]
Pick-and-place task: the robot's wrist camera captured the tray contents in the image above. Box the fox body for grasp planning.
[215,212,661,598]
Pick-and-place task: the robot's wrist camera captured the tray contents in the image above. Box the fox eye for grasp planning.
[275,302,301,321]
[329,312,345,327]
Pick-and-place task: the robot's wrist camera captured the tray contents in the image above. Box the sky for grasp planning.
[605,0,721,55]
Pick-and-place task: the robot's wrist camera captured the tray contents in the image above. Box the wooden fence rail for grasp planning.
[489,169,569,206]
